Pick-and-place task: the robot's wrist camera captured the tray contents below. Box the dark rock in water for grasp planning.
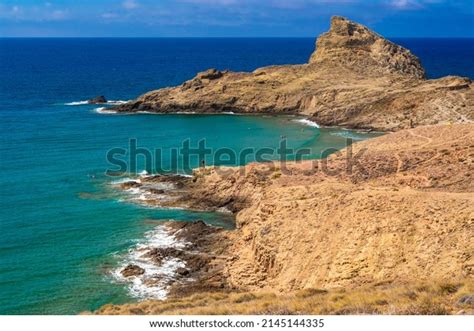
[121,264,145,277]
[176,267,190,276]
[120,181,141,189]
[144,247,187,264]
[457,294,474,307]
[88,95,107,104]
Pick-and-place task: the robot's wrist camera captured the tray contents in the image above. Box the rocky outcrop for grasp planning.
[121,265,145,277]
[88,95,107,104]
[309,16,425,79]
[111,16,473,131]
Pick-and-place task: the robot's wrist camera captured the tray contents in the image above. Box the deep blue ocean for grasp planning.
[0,38,473,314]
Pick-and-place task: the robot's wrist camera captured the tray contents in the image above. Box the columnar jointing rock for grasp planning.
[111,16,473,131]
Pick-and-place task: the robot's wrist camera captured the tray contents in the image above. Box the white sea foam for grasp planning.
[139,170,150,178]
[126,188,141,195]
[112,225,188,299]
[294,118,320,128]
[65,99,129,106]
[107,100,129,105]
[94,107,117,114]
[110,177,141,185]
[65,100,89,106]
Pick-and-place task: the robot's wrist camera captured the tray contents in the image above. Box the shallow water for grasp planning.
[0,38,472,314]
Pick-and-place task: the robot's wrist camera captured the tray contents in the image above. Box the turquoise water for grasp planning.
[1,105,369,314]
[0,38,472,314]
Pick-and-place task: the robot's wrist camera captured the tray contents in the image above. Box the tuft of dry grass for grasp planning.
[92,280,474,315]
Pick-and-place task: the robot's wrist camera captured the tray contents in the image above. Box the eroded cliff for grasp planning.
[182,124,474,291]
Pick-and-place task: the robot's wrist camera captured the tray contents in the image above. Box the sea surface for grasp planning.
[0,38,472,314]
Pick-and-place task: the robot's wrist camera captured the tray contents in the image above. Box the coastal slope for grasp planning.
[178,123,474,291]
[112,16,473,131]
[96,123,474,314]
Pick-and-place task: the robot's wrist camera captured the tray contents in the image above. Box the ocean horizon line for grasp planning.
[1,36,474,40]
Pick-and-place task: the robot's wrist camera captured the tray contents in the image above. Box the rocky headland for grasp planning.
[98,123,474,314]
[111,16,473,131]
[95,17,473,314]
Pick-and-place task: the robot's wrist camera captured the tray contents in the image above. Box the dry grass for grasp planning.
[94,280,474,315]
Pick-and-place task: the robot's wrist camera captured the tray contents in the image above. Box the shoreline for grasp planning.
[111,219,232,302]
[97,122,474,314]
[93,16,473,313]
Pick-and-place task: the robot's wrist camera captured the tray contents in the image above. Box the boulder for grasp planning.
[121,264,145,277]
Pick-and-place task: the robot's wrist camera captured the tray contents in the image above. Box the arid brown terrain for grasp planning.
[96,124,474,315]
[112,16,473,131]
[95,17,473,314]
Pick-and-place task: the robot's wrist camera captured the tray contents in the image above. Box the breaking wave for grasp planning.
[111,225,187,300]
[294,118,320,128]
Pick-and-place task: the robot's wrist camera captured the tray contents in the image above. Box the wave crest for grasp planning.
[294,118,320,128]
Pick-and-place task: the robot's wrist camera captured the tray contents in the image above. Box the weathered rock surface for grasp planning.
[114,123,474,293]
[111,16,473,131]
[309,16,425,79]
[176,124,474,291]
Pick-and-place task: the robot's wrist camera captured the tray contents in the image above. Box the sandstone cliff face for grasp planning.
[112,16,473,131]
[184,124,474,291]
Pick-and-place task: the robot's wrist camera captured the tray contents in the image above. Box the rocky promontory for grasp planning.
[96,123,474,315]
[111,16,473,131]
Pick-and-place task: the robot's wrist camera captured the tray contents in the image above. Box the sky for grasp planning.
[0,0,473,37]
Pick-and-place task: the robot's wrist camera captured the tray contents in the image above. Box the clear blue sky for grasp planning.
[0,0,473,37]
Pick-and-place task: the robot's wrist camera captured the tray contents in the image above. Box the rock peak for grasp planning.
[309,16,425,79]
